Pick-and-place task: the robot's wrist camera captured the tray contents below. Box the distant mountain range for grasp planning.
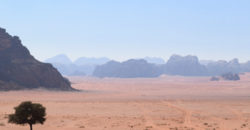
[74,57,110,66]
[45,55,110,76]
[46,54,250,78]
[93,59,162,78]
[45,55,166,76]
[93,55,250,78]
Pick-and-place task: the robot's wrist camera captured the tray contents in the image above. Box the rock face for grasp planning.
[206,59,242,75]
[93,59,161,78]
[163,55,207,76]
[0,28,73,90]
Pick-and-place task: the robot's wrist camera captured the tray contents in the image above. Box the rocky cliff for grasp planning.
[163,55,207,76]
[0,28,74,91]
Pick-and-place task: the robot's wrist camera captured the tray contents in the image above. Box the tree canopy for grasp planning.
[8,101,46,130]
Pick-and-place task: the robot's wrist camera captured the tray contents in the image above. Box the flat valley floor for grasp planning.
[0,74,250,130]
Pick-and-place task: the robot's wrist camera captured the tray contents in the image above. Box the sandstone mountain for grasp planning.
[206,59,242,75]
[93,55,209,78]
[93,59,161,78]
[92,55,250,78]
[0,28,74,91]
[45,54,73,65]
[163,55,207,76]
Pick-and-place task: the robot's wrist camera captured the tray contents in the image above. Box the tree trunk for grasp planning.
[29,123,32,130]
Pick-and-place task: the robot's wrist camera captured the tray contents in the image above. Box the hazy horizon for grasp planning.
[45,53,249,64]
[1,0,250,62]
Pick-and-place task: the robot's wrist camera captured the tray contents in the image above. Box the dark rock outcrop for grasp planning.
[0,27,74,91]
[221,73,240,81]
[93,59,161,78]
[210,76,220,81]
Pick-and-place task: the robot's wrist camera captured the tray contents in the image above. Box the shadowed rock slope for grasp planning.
[0,28,74,91]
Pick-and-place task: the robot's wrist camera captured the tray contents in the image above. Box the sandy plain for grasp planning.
[0,74,250,130]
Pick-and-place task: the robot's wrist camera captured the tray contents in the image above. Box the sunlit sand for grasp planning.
[0,74,250,130]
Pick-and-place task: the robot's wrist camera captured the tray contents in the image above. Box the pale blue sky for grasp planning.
[0,0,250,62]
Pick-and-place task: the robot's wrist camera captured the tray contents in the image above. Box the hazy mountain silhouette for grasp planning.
[163,55,207,76]
[93,59,161,78]
[143,57,165,64]
[47,63,87,76]
[92,55,250,78]
[242,61,250,72]
[45,55,110,76]
[0,27,73,90]
[206,59,242,75]
[45,54,73,65]
[45,55,85,76]
[47,55,250,78]
[74,57,110,65]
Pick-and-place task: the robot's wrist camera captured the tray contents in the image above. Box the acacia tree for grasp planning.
[8,101,46,130]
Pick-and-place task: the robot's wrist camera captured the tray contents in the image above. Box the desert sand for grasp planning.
[0,74,250,130]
